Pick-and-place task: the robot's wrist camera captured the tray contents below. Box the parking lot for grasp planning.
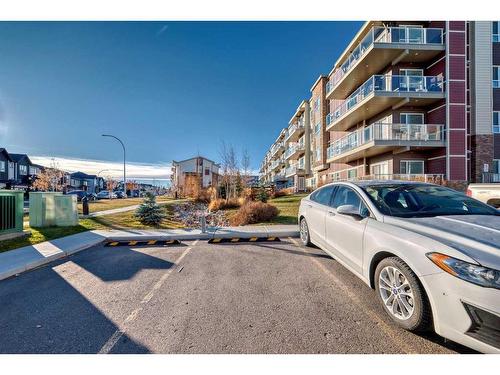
[0,238,474,354]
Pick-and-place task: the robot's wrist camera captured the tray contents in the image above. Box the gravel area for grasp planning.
[171,201,230,228]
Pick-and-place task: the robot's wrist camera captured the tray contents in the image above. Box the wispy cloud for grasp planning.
[30,156,171,181]
[156,24,169,36]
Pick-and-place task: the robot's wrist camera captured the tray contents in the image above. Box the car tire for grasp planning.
[299,218,312,247]
[374,257,432,332]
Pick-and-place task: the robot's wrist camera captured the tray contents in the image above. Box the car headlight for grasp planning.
[426,252,500,290]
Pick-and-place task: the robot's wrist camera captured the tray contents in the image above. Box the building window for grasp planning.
[400,113,424,124]
[315,149,321,162]
[494,66,500,88]
[493,22,499,43]
[347,168,358,180]
[331,172,341,181]
[19,165,27,175]
[400,68,424,77]
[493,160,500,174]
[315,122,321,135]
[400,160,424,175]
[493,111,500,133]
[0,161,5,173]
[204,168,210,176]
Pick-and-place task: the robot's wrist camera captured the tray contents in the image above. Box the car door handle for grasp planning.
[327,210,335,216]
[307,204,312,208]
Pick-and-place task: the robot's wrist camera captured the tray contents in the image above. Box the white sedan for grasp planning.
[298,180,500,353]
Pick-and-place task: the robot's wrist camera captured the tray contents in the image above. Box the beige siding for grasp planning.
[470,21,493,135]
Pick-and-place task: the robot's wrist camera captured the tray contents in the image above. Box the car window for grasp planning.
[310,185,336,206]
[331,186,369,216]
[362,184,500,217]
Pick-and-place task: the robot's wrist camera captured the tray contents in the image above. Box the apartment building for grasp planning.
[284,100,310,192]
[260,21,500,190]
[171,156,220,197]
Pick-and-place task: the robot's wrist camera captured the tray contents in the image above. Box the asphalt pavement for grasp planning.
[0,239,474,354]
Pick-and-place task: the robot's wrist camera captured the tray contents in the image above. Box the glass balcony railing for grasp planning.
[327,123,445,159]
[271,142,284,156]
[328,75,444,125]
[284,142,305,159]
[285,119,305,140]
[326,26,444,93]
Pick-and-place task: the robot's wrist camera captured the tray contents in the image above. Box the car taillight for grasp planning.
[466,189,472,197]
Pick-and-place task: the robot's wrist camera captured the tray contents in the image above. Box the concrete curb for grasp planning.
[0,225,299,282]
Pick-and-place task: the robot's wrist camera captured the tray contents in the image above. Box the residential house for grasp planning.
[69,171,103,193]
[0,148,15,188]
[9,153,40,188]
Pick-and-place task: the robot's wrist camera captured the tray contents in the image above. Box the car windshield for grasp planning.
[361,183,500,218]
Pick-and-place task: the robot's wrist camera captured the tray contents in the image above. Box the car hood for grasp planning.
[384,215,500,270]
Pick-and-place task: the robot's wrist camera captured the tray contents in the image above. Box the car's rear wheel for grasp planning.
[299,218,311,247]
[375,257,431,332]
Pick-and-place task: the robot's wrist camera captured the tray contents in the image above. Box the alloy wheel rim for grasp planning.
[378,266,415,320]
[300,220,308,243]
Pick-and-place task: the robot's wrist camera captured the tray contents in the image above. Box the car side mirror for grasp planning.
[337,204,364,219]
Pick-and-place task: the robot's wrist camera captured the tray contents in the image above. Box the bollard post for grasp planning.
[200,215,206,233]
[82,196,89,216]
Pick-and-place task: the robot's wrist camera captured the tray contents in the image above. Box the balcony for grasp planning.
[358,173,445,184]
[270,157,285,171]
[285,119,305,142]
[326,26,444,99]
[327,123,445,163]
[273,171,288,182]
[284,142,305,160]
[271,142,285,157]
[285,163,306,177]
[327,75,444,132]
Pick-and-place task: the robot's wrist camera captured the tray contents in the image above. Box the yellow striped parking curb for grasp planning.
[105,239,181,247]
[207,237,281,244]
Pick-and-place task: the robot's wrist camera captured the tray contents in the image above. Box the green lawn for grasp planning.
[266,194,307,225]
[1,195,304,253]
[1,199,185,254]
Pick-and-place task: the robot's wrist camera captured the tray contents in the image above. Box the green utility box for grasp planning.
[0,190,24,235]
[29,192,78,228]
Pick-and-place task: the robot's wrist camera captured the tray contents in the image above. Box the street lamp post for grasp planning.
[102,134,126,197]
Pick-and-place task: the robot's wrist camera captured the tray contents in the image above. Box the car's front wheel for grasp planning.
[375,257,432,332]
[299,218,311,247]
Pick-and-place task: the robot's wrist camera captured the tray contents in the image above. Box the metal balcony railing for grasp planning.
[326,26,444,93]
[482,172,500,183]
[328,75,444,125]
[327,123,445,159]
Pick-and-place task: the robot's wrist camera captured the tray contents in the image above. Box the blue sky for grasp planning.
[0,21,362,178]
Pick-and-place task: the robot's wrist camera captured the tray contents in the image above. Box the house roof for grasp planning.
[70,171,97,179]
[9,153,32,164]
[0,148,13,162]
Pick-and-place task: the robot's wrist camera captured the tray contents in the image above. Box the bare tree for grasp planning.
[219,141,240,200]
[241,148,251,187]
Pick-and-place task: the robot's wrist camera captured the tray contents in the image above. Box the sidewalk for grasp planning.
[0,225,299,281]
[83,204,141,218]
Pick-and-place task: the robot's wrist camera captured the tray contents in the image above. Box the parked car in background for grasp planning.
[298,180,500,353]
[66,190,97,202]
[467,183,500,208]
[114,191,127,199]
[96,190,117,199]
